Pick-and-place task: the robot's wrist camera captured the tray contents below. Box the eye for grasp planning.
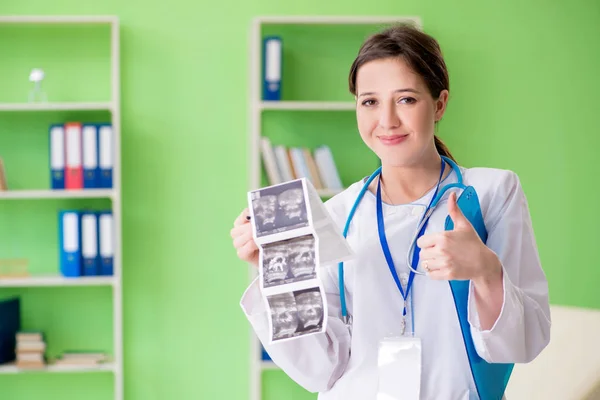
[361,98,377,106]
[399,97,416,104]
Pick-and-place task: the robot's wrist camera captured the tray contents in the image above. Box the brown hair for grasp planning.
[348,23,456,162]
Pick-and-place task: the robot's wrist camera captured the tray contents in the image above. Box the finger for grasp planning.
[234,208,251,227]
[426,267,450,280]
[417,247,437,262]
[447,192,471,230]
[421,258,444,273]
[416,231,446,249]
[233,228,254,249]
[237,239,258,261]
[230,222,251,238]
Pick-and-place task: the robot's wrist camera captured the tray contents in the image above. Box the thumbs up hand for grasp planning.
[447,191,473,232]
[416,192,501,282]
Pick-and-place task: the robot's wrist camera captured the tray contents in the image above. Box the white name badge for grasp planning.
[377,336,422,400]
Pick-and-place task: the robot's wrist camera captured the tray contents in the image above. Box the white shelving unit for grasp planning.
[0,362,115,374]
[248,15,422,400]
[0,15,123,400]
[0,275,115,288]
[0,189,115,200]
[0,102,113,112]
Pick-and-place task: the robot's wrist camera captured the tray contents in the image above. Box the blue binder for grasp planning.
[81,211,100,276]
[98,123,113,189]
[98,210,114,276]
[59,210,82,277]
[445,186,514,400]
[0,297,20,364]
[262,36,282,101]
[82,124,99,189]
[49,124,65,189]
[261,344,271,361]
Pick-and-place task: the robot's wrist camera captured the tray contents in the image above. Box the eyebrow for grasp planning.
[358,88,420,97]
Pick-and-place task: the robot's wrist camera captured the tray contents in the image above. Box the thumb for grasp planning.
[448,192,470,230]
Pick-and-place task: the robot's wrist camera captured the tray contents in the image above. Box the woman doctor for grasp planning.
[231,23,551,400]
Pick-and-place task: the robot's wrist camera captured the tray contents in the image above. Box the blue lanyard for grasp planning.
[375,161,446,320]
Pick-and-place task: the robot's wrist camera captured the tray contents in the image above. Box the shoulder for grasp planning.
[322,179,367,229]
[460,165,527,229]
[461,166,521,194]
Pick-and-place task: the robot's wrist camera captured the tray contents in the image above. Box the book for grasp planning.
[0,157,7,191]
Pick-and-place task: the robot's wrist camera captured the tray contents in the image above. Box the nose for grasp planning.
[378,101,400,130]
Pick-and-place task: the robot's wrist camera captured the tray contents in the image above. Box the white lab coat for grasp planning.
[240,165,551,400]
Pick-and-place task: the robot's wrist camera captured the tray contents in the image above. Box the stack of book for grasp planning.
[15,331,46,369]
[54,351,109,367]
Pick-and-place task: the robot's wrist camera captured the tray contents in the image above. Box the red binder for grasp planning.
[65,122,83,190]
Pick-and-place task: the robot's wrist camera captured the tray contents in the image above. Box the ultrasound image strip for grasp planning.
[250,180,310,238]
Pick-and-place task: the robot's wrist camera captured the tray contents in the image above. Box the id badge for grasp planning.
[377,336,422,400]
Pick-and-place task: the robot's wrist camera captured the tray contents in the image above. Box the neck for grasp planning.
[377,151,446,205]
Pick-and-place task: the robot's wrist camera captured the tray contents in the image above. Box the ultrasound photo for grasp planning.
[293,287,325,335]
[267,292,300,341]
[251,180,309,238]
[262,235,317,289]
[267,287,325,342]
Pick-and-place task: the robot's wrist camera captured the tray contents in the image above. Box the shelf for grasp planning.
[0,189,115,200]
[260,101,355,111]
[317,188,345,198]
[0,275,115,288]
[261,360,279,370]
[0,102,113,112]
[255,16,421,25]
[0,16,118,24]
[0,362,115,374]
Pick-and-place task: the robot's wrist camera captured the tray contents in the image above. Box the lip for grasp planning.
[379,134,409,145]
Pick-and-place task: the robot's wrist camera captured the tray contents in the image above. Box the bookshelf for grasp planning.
[0,361,115,374]
[0,189,115,200]
[0,102,113,112]
[0,275,115,288]
[248,15,422,400]
[0,15,122,400]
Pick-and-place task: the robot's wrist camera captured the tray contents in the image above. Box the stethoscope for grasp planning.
[337,155,467,325]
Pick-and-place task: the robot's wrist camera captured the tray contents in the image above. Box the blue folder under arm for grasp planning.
[445,186,514,400]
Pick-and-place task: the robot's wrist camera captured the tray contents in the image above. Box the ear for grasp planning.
[434,89,449,122]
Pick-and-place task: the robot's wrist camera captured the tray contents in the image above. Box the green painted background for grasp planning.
[0,0,598,399]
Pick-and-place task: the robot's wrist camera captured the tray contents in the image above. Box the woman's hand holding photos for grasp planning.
[231,208,259,267]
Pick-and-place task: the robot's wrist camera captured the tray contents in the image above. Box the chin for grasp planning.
[376,149,418,168]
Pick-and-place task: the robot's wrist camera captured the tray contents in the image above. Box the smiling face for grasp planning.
[355,57,448,168]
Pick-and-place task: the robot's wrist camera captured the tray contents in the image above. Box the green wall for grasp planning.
[0,0,598,399]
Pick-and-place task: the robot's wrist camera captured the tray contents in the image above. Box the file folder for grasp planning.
[82,124,99,189]
[98,124,113,189]
[65,122,83,190]
[49,124,65,189]
[81,211,99,276]
[98,211,114,276]
[59,210,82,277]
[262,36,282,101]
[0,297,20,364]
